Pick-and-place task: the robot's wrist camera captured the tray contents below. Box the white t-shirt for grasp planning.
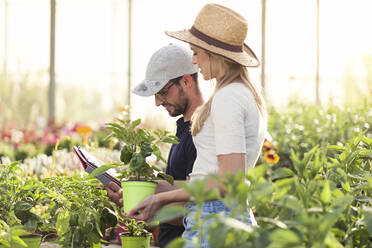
[189,82,267,182]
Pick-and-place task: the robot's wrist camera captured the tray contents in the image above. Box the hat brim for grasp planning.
[132,79,168,97]
[166,29,260,67]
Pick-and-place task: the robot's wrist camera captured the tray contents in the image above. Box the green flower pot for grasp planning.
[122,181,157,214]
[0,234,42,248]
[120,235,151,248]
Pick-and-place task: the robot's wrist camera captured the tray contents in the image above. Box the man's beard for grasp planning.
[167,88,189,117]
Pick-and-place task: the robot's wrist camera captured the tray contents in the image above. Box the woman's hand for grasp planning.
[127,188,190,222]
[126,194,163,223]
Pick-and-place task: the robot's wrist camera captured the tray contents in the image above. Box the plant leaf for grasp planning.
[88,164,117,177]
[150,205,186,226]
[272,168,294,180]
[320,180,331,204]
[56,210,70,235]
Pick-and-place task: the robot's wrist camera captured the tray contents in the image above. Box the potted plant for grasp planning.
[93,119,177,214]
[117,217,152,248]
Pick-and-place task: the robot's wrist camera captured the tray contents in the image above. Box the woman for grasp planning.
[128,4,267,247]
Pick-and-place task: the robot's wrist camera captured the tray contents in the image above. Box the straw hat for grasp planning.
[166,4,259,67]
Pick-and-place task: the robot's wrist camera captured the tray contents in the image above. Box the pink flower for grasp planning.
[42,131,60,145]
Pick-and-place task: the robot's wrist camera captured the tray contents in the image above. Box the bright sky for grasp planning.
[1,0,371,128]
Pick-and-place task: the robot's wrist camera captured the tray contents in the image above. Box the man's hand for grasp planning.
[105,182,122,207]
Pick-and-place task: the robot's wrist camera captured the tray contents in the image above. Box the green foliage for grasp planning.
[116,217,150,237]
[151,205,186,226]
[165,238,186,248]
[245,133,371,247]
[0,221,31,248]
[40,176,117,247]
[2,100,371,247]
[267,101,371,169]
[161,133,372,248]
[0,162,47,246]
[0,160,118,248]
[0,162,23,225]
[98,119,178,184]
[0,162,46,232]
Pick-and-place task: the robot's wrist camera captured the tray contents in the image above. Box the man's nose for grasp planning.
[155,94,164,106]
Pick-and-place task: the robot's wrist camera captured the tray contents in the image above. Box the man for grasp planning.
[106,43,203,247]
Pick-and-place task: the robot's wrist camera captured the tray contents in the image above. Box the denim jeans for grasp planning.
[182,201,256,248]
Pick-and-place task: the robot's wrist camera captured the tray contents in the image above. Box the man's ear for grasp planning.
[182,74,193,89]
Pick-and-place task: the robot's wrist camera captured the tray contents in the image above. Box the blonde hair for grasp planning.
[190,52,266,136]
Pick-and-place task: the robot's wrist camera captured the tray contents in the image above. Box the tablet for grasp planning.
[73,146,121,187]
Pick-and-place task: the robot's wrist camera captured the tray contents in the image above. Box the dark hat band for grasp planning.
[189,26,243,52]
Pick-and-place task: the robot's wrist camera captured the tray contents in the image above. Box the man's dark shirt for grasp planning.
[158,117,196,248]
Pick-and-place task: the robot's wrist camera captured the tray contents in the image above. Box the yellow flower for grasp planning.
[262,140,273,152]
[76,125,93,136]
[264,150,280,164]
[76,125,93,147]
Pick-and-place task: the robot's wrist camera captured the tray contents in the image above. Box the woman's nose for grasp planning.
[192,56,197,65]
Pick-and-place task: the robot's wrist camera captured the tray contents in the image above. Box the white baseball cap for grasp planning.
[132,44,198,97]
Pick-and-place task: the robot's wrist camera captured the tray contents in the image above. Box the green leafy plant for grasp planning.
[0,162,48,233]
[117,217,150,237]
[40,176,117,248]
[1,160,121,247]
[160,133,372,248]
[94,119,177,184]
[116,216,152,248]
[0,161,22,225]
[266,100,371,169]
[0,162,48,248]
